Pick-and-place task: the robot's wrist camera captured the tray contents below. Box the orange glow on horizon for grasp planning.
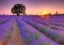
[43,11,47,14]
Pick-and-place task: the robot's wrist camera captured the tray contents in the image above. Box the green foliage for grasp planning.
[11,4,26,16]
[3,32,10,44]
[34,33,40,39]
[40,28,47,33]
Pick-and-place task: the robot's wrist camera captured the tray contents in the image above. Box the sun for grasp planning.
[43,11,47,15]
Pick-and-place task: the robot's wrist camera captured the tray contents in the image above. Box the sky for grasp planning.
[0,0,64,15]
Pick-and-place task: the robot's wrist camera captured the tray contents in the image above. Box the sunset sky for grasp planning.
[0,0,64,15]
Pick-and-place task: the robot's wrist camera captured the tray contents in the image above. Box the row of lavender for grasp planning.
[20,15,64,23]
[18,15,64,45]
[0,15,14,44]
[21,18,64,44]
[20,15,64,30]
[16,17,59,45]
[0,15,13,25]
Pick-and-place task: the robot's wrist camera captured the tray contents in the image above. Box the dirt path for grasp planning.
[6,19,27,45]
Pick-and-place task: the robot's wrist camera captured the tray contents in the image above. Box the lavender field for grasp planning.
[0,15,64,45]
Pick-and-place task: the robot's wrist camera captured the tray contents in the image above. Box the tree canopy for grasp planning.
[11,4,26,16]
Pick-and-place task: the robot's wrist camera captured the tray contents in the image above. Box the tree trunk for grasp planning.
[17,13,19,16]
[17,13,18,16]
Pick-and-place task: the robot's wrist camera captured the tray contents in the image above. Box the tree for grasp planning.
[11,4,26,16]
[49,13,51,15]
[56,11,58,14]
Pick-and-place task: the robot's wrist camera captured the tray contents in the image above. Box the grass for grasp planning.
[34,33,40,40]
